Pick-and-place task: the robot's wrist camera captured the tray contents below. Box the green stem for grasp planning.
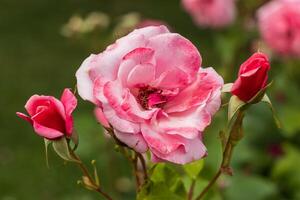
[195,111,245,200]
[106,127,148,190]
[136,152,148,180]
[70,151,113,200]
[187,179,196,200]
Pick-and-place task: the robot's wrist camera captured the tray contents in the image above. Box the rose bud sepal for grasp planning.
[227,81,280,128]
[44,137,80,164]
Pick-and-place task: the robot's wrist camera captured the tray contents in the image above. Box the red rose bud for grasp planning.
[16,88,77,140]
[231,52,270,102]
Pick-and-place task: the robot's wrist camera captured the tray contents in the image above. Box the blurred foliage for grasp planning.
[0,0,299,199]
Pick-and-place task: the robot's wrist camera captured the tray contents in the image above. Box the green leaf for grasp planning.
[221,83,233,93]
[52,137,79,163]
[183,159,204,180]
[150,164,177,185]
[138,164,187,200]
[137,182,183,200]
[261,94,281,128]
[228,95,246,122]
[44,139,51,168]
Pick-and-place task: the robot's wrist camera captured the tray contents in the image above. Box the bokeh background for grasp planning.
[1,0,300,199]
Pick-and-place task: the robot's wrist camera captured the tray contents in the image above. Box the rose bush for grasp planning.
[16,89,77,139]
[257,0,300,56]
[231,52,270,102]
[182,0,236,28]
[76,25,223,164]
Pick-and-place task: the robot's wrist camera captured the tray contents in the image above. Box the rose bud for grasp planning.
[231,52,271,102]
[16,88,77,140]
[76,25,223,164]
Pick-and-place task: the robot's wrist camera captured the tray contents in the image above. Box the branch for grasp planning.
[70,151,113,200]
[195,111,245,200]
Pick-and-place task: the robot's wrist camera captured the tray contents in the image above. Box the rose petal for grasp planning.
[16,112,33,125]
[114,130,148,153]
[32,121,65,139]
[61,88,77,134]
[147,33,201,79]
[127,63,156,87]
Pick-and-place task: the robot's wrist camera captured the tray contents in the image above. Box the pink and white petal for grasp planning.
[151,67,189,89]
[164,67,223,113]
[205,89,222,116]
[97,33,148,79]
[102,104,140,133]
[93,75,110,104]
[164,127,199,140]
[114,130,148,153]
[147,33,201,78]
[32,121,65,139]
[150,136,207,164]
[150,152,164,163]
[16,112,33,125]
[94,107,110,128]
[141,124,183,155]
[77,32,150,103]
[121,90,158,120]
[117,59,138,86]
[158,104,212,133]
[127,63,156,87]
[104,80,155,121]
[75,54,98,103]
[123,48,155,65]
[128,25,170,39]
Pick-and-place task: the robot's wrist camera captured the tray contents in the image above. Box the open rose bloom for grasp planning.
[182,0,236,28]
[257,0,300,56]
[76,26,223,164]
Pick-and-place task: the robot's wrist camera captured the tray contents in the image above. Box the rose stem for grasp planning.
[105,127,148,190]
[195,111,245,200]
[187,179,196,200]
[70,151,113,200]
[136,152,148,180]
[132,153,141,191]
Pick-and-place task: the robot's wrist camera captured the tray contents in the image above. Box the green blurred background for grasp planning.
[1,0,300,199]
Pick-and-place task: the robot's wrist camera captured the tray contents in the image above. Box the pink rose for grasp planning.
[76,26,223,164]
[231,53,270,102]
[257,0,300,56]
[182,0,236,28]
[16,89,77,140]
[136,19,171,30]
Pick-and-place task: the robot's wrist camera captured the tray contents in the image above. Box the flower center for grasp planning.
[137,86,167,110]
